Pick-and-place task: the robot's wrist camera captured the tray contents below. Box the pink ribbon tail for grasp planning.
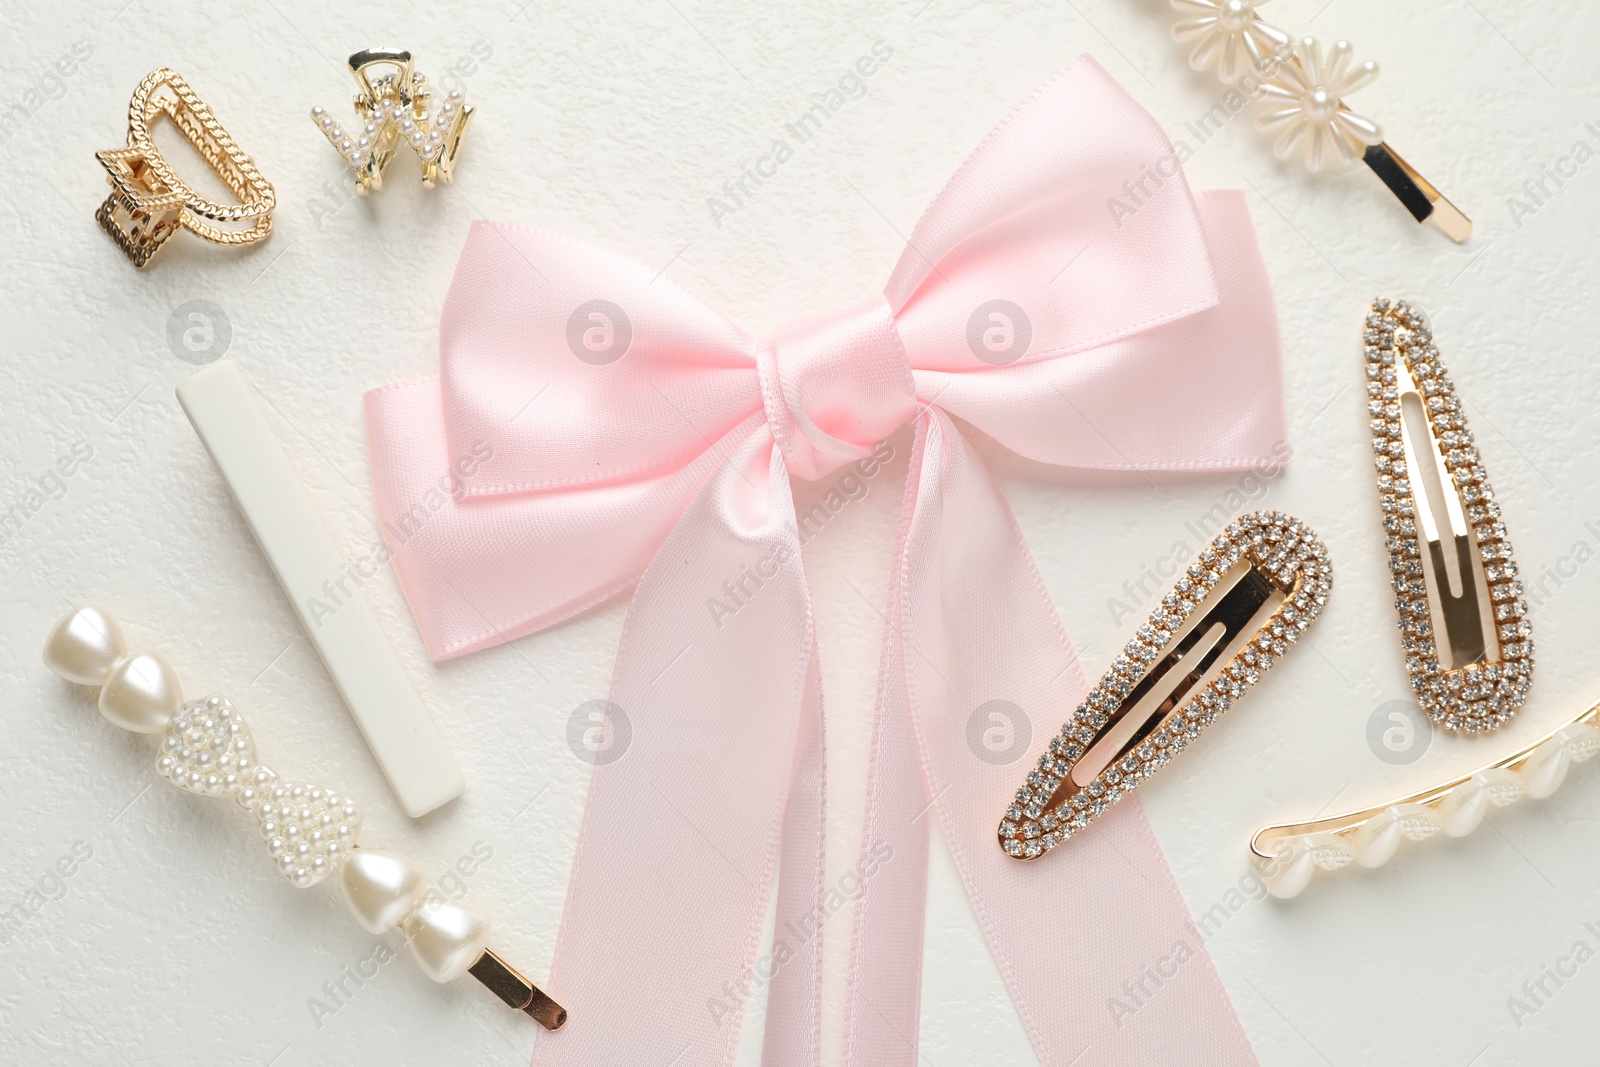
[845,412,1259,1066]
[527,421,828,1065]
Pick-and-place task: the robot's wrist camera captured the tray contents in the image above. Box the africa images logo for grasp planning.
[966,300,1032,366]
[567,299,633,366]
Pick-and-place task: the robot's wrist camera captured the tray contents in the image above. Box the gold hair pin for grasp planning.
[999,510,1332,860]
[312,48,474,193]
[1364,298,1532,733]
[96,68,276,268]
[42,604,565,1029]
[1252,697,1600,898]
[1167,2,1471,241]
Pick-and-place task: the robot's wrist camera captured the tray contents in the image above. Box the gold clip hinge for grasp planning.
[1363,143,1472,243]
[469,949,568,1030]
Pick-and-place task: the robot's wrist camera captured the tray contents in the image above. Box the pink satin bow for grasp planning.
[366,57,1280,1066]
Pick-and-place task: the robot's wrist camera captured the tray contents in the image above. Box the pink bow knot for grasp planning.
[366,56,1278,1067]
[758,296,916,481]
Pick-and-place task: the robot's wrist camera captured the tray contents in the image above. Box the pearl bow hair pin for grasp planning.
[43,604,566,1028]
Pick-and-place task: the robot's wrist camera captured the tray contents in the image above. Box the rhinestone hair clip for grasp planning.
[998,511,1333,860]
[42,604,566,1030]
[1167,1,1470,241]
[1252,697,1600,898]
[1363,298,1533,733]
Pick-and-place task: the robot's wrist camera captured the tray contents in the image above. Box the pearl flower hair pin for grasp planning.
[1169,0,1471,241]
[42,604,567,1030]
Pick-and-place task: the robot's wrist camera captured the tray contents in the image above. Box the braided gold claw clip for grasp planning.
[95,68,275,268]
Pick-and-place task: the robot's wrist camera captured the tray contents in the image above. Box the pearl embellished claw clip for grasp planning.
[311,48,474,193]
[999,511,1333,860]
[42,604,566,1029]
[1252,699,1600,898]
[1166,0,1471,241]
[1363,299,1532,733]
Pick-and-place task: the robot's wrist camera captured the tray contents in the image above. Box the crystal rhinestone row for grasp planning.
[998,511,1332,860]
[1365,298,1532,732]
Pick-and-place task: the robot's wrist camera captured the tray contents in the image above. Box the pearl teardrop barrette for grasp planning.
[42,604,565,1029]
[1167,0,1471,241]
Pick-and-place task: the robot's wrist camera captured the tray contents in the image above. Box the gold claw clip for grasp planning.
[311,48,475,193]
[95,68,276,268]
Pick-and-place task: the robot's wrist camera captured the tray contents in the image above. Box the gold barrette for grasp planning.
[999,510,1332,860]
[312,48,474,193]
[1253,696,1600,898]
[96,68,276,268]
[1363,298,1533,733]
[1167,4,1470,241]
[42,604,566,1029]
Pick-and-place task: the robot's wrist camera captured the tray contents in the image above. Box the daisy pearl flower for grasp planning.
[1171,0,1292,84]
[1255,37,1383,171]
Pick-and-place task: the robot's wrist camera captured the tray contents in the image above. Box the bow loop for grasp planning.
[758,295,916,481]
[916,189,1286,469]
[884,58,1220,364]
[439,222,760,495]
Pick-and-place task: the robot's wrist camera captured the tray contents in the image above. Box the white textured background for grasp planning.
[2,1,1597,1064]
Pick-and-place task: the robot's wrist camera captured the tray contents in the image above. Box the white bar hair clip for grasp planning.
[177,360,464,818]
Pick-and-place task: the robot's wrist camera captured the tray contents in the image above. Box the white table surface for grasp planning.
[3,1,1597,1064]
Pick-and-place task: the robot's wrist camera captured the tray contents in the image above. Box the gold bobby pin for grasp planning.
[1252,697,1600,898]
[999,510,1332,860]
[311,48,475,193]
[96,68,276,268]
[1364,298,1533,734]
[1167,4,1470,241]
